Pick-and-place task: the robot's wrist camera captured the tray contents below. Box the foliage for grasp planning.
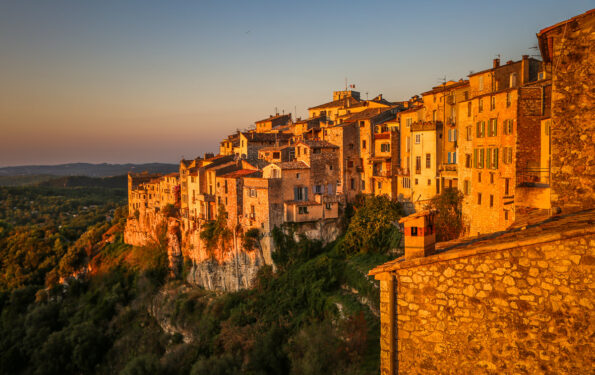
[341,195,404,255]
[241,228,261,252]
[425,188,465,241]
[199,205,231,251]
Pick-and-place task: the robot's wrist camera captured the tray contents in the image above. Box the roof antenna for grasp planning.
[345,77,348,90]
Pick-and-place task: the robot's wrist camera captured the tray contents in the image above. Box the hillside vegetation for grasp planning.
[0,186,403,375]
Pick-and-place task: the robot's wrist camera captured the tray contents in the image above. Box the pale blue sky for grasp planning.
[0,0,592,166]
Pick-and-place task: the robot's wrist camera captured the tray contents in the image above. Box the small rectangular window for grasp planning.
[426,154,431,168]
[489,195,494,207]
[415,134,421,144]
[478,193,482,205]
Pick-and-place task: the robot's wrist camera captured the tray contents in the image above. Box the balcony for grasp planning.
[439,164,457,172]
[517,168,550,187]
[373,169,392,178]
[395,167,410,176]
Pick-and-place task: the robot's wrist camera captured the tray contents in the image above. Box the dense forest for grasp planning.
[0,182,418,374]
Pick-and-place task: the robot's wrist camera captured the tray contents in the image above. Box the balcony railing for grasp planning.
[517,168,550,187]
[373,170,392,178]
[439,164,457,172]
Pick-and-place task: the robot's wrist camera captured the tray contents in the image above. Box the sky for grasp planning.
[0,0,592,166]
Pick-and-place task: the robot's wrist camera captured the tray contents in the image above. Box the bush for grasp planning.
[341,195,404,255]
[425,188,464,241]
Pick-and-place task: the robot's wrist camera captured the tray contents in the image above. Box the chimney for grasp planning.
[399,210,436,260]
[493,58,500,68]
[521,55,530,85]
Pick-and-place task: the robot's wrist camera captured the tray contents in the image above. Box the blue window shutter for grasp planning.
[294,187,298,200]
[304,187,308,201]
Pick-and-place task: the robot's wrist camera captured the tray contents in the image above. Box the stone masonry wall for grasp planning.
[549,14,595,212]
[392,233,594,374]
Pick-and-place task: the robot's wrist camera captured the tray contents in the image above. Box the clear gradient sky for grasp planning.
[0,0,592,166]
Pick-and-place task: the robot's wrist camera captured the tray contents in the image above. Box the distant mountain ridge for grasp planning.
[0,162,179,177]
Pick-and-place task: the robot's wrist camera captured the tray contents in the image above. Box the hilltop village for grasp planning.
[125,10,591,293]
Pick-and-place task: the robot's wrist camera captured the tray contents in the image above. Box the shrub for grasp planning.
[425,188,464,241]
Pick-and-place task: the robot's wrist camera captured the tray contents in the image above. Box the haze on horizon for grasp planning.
[0,0,591,167]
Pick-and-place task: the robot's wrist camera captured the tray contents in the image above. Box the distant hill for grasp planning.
[0,162,178,177]
[36,175,128,189]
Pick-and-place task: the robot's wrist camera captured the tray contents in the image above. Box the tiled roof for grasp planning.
[242,132,292,143]
[258,145,293,152]
[255,113,292,124]
[369,209,595,275]
[308,96,360,110]
[343,107,395,122]
[219,169,262,179]
[277,161,310,170]
[298,140,339,149]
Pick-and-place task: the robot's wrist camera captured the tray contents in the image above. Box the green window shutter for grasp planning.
[473,149,477,168]
[486,148,492,169]
[494,119,498,136]
[494,148,499,169]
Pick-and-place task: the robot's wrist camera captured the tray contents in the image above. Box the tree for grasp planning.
[199,205,232,252]
[425,187,464,241]
[341,195,404,255]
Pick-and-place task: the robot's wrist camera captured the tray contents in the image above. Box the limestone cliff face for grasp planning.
[125,212,342,291]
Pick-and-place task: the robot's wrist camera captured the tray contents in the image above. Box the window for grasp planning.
[506,92,512,107]
[415,156,422,173]
[478,193,482,205]
[411,226,418,236]
[426,154,431,168]
[313,148,321,154]
[432,110,437,122]
[402,177,410,188]
[378,181,382,189]
[249,188,257,197]
[448,152,451,164]
[476,121,485,138]
[466,126,472,141]
[350,178,355,190]
[250,205,255,218]
[465,154,472,168]
[294,186,308,201]
[362,140,367,150]
[273,151,280,159]
[467,102,472,117]
[504,178,510,195]
[479,76,484,91]
[492,148,499,169]
[325,203,332,210]
[381,143,390,152]
[490,96,496,110]
[406,118,412,127]
[406,136,411,152]
[464,180,470,195]
[427,179,431,186]
[478,172,482,182]
[359,121,365,127]
[415,134,421,144]
[474,148,485,169]
[415,178,419,185]
[347,160,354,168]
[486,148,492,169]
[298,206,309,214]
[489,195,494,207]
[488,119,497,136]
[504,119,514,134]
[314,185,323,194]
[361,180,365,190]
[503,147,513,164]
[510,73,517,88]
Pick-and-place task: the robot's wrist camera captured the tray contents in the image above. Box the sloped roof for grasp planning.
[308,96,361,110]
[242,132,292,143]
[219,169,262,179]
[277,161,310,170]
[297,140,339,149]
[343,107,395,122]
[255,113,292,124]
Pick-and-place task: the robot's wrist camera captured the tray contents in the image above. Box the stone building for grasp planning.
[322,121,362,202]
[371,125,399,198]
[536,9,595,213]
[257,145,294,163]
[294,140,340,196]
[458,56,547,235]
[237,132,292,160]
[410,121,442,209]
[254,113,292,133]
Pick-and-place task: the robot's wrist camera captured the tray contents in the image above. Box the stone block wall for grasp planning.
[390,233,594,374]
[547,13,595,212]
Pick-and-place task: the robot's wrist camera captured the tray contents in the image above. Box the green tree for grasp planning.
[425,188,464,241]
[341,195,404,255]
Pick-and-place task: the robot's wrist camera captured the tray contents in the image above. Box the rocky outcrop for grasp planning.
[125,212,342,291]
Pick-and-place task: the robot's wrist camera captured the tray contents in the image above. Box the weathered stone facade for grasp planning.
[371,210,595,374]
[538,10,595,212]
